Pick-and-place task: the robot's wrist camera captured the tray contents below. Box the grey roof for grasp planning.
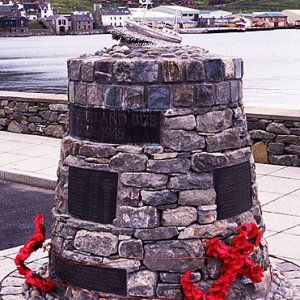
[0,5,18,15]
[72,14,93,22]
[1,15,27,20]
[99,7,131,16]
[254,12,286,18]
[39,3,48,9]
[46,14,60,21]
[46,14,69,21]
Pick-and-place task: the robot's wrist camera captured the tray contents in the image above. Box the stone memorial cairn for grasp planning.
[48,45,293,300]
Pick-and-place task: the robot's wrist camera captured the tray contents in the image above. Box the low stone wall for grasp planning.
[0,91,68,138]
[246,107,300,167]
[0,92,299,166]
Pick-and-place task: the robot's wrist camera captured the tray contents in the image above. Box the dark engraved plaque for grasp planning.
[51,252,127,296]
[68,166,118,224]
[69,104,161,144]
[213,161,252,220]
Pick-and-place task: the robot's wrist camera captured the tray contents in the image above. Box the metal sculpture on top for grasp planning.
[111,0,182,45]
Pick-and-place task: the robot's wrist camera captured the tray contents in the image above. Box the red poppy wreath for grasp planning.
[14,214,55,292]
[180,223,263,300]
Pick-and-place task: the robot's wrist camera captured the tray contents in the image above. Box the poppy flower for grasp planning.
[206,238,229,259]
[248,265,264,283]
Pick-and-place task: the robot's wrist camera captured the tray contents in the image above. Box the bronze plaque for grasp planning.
[68,167,118,224]
[213,161,252,220]
[51,252,127,296]
[69,104,161,144]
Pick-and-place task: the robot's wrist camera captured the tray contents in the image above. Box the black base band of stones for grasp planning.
[69,104,162,144]
[214,160,253,220]
[51,252,127,296]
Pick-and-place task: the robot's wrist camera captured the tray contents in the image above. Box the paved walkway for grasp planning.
[0,131,299,293]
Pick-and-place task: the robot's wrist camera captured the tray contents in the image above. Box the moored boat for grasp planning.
[123,18,182,43]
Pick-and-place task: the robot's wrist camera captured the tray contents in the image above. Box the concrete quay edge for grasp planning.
[0,170,56,190]
[0,91,67,104]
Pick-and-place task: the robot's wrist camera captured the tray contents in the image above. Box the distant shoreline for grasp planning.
[0,25,296,38]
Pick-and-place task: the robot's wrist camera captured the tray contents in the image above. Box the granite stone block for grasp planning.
[94,60,113,83]
[186,60,205,82]
[103,85,122,107]
[135,60,159,83]
[215,82,231,105]
[122,86,145,109]
[74,82,87,105]
[86,83,103,106]
[68,59,81,81]
[195,83,215,107]
[81,60,94,82]
[162,60,183,82]
[205,59,223,81]
[147,86,170,109]
[113,60,134,82]
[172,85,194,107]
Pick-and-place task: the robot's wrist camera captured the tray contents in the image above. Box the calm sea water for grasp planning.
[0,30,299,108]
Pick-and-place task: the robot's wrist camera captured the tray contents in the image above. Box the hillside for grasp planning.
[202,0,300,13]
[50,0,300,13]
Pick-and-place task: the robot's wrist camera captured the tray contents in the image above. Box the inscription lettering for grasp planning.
[70,104,161,143]
[68,167,118,224]
[213,161,252,220]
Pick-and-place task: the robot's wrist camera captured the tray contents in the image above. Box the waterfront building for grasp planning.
[46,14,71,34]
[281,9,300,25]
[39,2,53,19]
[0,15,28,32]
[71,13,93,31]
[0,3,19,17]
[151,5,200,21]
[22,2,40,21]
[94,6,131,28]
[248,12,287,28]
[198,10,232,27]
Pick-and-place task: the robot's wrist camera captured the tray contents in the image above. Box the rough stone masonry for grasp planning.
[46,44,295,300]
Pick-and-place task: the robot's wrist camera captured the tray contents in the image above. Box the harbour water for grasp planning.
[0,29,299,108]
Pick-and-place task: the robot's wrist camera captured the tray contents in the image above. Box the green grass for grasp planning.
[50,0,300,13]
[28,21,48,29]
[196,0,300,12]
[52,0,99,13]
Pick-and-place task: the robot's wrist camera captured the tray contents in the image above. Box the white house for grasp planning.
[39,2,53,19]
[96,7,131,27]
